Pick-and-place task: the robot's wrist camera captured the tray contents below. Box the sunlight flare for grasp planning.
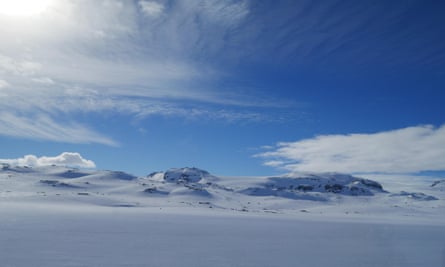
[0,0,52,17]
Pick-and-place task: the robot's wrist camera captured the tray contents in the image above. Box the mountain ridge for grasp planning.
[0,165,442,216]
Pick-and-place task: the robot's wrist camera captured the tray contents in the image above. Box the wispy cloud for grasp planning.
[9,0,439,146]
[0,54,41,80]
[0,112,117,146]
[139,1,164,17]
[0,1,289,144]
[257,125,445,174]
[0,152,96,168]
[0,79,9,88]
[199,0,249,26]
[215,1,445,70]
[31,77,55,84]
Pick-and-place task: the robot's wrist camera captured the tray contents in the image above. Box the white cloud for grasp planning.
[139,1,164,17]
[0,54,41,76]
[0,112,118,146]
[257,125,445,174]
[0,79,9,88]
[0,152,96,168]
[0,1,256,108]
[32,77,55,84]
[200,0,249,26]
[0,0,287,145]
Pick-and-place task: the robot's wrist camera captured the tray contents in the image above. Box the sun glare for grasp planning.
[0,0,52,17]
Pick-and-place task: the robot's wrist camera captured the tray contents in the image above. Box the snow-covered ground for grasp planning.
[1,165,445,266]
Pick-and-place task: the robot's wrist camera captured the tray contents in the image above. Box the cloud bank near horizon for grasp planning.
[0,152,96,168]
[257,125,445,174]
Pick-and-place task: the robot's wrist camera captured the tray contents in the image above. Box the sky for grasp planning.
[0,0,444,177]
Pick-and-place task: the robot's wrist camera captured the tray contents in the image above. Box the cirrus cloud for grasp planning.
[0,0,285,146]
[257,125,445,174]
[0,112,118,146]
[0,152,96,168]
[0,79,9,88]
[138,1,164,17]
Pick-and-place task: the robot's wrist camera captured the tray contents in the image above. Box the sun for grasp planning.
[0,0,52,17]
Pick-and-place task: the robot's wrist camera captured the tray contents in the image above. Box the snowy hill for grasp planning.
[239,173,385,199]
[147,167,217,183]
[1,165,445,267]
[0,164,443,217]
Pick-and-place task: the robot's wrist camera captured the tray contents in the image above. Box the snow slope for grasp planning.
[1,204,445,267]
[1,164,444,266]
[1,164,444,218]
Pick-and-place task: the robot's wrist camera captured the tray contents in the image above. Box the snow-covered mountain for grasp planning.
[1,164,445,267]
[1,164,443,216]
[147,167,217,183]
[239,173,385,200]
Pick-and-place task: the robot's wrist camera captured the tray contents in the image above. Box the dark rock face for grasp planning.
[431,180,445,188]
[360,179,383,190]
[390,191,438,201]
[147,167,213,184]
[143,167,219,198]
[324,184,343,193]
[143,187,168,195]
[296,185,314,192]
[239,173,386,199]
[39,180,81,188]
[56,170,89,178]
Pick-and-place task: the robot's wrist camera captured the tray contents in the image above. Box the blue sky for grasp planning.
[0,0,444,176]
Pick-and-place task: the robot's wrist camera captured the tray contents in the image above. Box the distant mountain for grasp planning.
[241,173,385,198]
[0,165,442,214]
[147,167,217,183]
